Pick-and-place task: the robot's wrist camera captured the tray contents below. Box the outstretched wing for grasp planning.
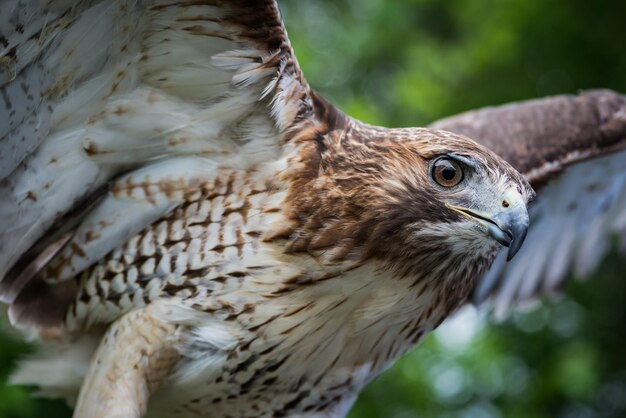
[431,90,626,316]
[0,0,317,328]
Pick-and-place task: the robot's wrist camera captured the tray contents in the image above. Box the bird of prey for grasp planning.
[0,1,624,418]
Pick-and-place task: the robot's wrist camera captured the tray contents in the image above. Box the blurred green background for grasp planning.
[1,0,626,417]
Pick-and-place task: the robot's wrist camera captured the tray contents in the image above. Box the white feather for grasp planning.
[477,149,626,316]
[47,157,219,281]
[9,332,100,403]
[0,128,108,301]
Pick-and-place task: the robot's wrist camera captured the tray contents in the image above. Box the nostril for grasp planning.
[502,200,510,208]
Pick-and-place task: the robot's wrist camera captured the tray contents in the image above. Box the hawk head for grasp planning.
[286,122,534,302]
[364,127,533,273]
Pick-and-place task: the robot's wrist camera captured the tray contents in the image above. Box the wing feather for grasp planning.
[0,0,317,330]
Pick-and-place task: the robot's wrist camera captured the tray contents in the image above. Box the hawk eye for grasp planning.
[432,158,463,187]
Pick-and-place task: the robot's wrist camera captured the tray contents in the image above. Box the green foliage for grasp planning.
[282,0,626,126]
[0,319,71,418]
[1,1,625,417]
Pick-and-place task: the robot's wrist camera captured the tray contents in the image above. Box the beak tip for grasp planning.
[505,227,528,262]
[496,206,529,262]
[505,247,517,262]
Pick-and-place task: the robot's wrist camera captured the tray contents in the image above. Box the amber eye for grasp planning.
[432,158,463,187]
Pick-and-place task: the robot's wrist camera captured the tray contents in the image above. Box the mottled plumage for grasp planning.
[1,1,624,418]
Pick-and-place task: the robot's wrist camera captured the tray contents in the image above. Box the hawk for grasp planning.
[0,1,624,418]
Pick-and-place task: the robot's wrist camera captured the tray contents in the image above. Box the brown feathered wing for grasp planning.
[0,0,322,329]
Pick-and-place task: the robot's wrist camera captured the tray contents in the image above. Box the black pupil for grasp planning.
[441,164,456,180]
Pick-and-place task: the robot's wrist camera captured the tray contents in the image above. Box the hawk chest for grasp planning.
[150,264,451,418]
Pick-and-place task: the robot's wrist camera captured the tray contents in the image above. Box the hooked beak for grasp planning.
[446,203,529,261]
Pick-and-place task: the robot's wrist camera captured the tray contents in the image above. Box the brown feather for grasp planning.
[431,89,626,190]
